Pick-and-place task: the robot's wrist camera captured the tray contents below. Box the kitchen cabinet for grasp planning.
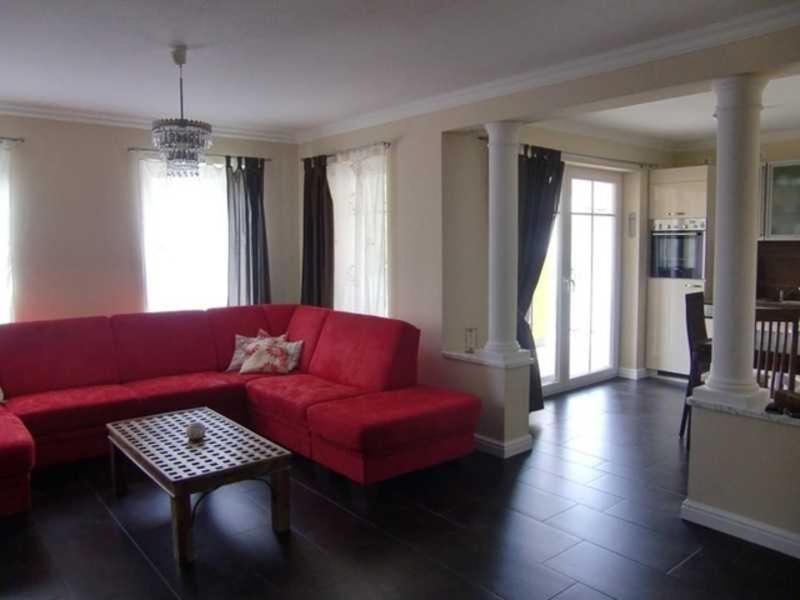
[764,160,800,240]
[646,278,705,375]
[649,166,713,219]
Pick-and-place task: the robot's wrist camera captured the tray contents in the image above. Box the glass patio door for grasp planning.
[529,166,621,393]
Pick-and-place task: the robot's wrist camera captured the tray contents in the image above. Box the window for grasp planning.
[139,158,228,312]
[528,166,621,391]
[327,144,389,317]
[0,145,11,323]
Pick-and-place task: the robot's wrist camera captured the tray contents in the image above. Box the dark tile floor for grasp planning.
[3,378,799,599]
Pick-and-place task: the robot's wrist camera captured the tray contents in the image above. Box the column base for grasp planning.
[692,384,770,412]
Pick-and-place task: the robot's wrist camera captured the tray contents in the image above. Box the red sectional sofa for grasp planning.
[0,304,481,515]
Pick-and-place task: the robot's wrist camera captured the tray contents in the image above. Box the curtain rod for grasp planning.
[0,136,24,144]
[475,136,655,169]
[300,141,391,162]
[127,147,272,162]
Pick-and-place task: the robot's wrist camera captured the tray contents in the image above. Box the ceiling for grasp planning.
[0,0,797,141]
[540,73,800,150]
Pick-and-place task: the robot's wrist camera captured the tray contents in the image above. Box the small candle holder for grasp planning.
[186,422,206,444]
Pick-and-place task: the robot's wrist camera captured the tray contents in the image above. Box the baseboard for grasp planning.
[474,433,533,459]
[681,499,800,560]
[618,367,649,380]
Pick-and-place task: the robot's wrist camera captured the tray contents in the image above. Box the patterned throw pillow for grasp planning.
[240,337,304,375]
[226,329,274,372]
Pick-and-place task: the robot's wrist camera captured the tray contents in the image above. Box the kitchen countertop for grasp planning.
[703,299,800,318]
[689,396,800,428]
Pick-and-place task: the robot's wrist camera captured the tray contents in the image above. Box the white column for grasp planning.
[482,122,529,365]
[697,74,768,408]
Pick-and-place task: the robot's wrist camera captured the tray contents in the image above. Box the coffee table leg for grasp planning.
[109,441,126,498]
[271,469,290,533]
[171,494,193,566]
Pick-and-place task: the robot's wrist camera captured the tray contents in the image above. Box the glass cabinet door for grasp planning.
[767,161,800,239]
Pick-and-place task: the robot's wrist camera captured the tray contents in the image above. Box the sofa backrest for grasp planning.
[262,304,297,336]
[308,311,420,392]
[285,305,331,372]
[207,306,272,371]
[111,311,218,382]
[0,316,119,397]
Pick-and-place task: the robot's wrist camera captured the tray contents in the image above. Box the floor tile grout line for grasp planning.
[548,580,618,600]
[666,545,704,576]
[520,461,608,486]
[542,516,702,578]
[291,477,506,599]
[88,481,182,600]
[517,469,625,508]
[582,466,690,499]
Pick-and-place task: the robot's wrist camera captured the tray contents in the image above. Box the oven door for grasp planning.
[650,231,705,279]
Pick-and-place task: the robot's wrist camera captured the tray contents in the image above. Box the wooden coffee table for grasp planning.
[107,407,291,566]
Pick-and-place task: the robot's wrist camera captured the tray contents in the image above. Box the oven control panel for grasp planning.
[651,218,706,232]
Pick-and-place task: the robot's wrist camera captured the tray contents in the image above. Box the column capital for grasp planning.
[484,121,523,146]
[713,74,767,112]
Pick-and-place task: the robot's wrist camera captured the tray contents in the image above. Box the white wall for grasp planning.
[0,115,300,321]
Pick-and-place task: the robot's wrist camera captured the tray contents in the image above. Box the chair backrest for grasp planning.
[754,308,799,398]
[685,292,709,353]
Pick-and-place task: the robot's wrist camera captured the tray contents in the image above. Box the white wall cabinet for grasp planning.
[764,160,800,240]
[649,166,712,219]
[646,279,703,375]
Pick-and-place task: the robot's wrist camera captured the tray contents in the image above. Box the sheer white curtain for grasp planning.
[327,143,388,317]
[0,144,11,323]
[139,158,228,312]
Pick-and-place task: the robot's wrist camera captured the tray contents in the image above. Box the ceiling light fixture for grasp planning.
[152,45,212,177]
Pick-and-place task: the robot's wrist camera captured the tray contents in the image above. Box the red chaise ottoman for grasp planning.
[307,385,481,484]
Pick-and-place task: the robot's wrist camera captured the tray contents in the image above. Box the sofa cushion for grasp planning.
[227,331,272,372]
[207,306,271,371]
[0,407,34,475]
[214,371,274,385]
[246,374,361,426]
[125,372,246,422]
[285,305,330,372]
[0,316,119,398]
[262,304,297,336]
[308,312,420,392]
[7,385,139,437]
[240,337,303,375]
[307,386,481,453]
[111,311,218,382]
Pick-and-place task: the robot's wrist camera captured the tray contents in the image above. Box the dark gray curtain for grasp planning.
[301,156,334,307]
[226,156,270,305]
[518,145,565,412]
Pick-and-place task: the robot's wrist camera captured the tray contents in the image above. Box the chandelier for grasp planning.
[152,45,212,177]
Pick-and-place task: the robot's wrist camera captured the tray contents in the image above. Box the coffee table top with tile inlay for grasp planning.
[107,407,291,496]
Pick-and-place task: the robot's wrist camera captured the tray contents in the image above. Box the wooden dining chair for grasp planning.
[754,308,799,398]
[681,292,711,443]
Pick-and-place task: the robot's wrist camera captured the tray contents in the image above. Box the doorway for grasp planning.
[529,165,622,394]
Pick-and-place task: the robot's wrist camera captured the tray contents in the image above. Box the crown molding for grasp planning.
[671,127,800,152]
[530,120,676,152]
[0,101,298,144]
[298,3,800,142]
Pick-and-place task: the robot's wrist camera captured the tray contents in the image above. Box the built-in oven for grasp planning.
[650,218,706,279]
